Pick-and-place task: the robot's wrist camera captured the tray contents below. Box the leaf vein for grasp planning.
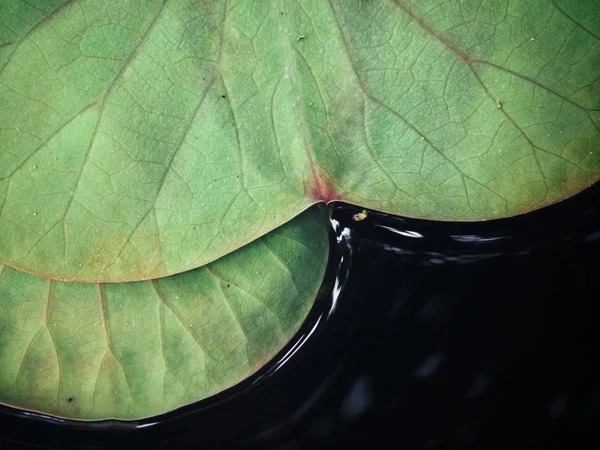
[550,0,600,41]
[204,266,250,363]
[0,0,73,75]
[113,0,229,261]
[151,280,216,365]
[98,285,134,404]
[60,0,170,221]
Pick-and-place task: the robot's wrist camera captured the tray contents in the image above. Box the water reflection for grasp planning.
[375,224,424,239]
[450,234,505,243]
[340,376,373,421]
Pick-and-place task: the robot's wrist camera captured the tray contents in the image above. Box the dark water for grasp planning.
[1,184,599,449]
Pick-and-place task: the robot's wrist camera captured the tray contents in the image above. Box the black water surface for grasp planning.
[1,184,599,449]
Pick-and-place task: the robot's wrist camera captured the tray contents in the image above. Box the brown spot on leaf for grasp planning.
[303,137,342,204]
[305,167,341,204]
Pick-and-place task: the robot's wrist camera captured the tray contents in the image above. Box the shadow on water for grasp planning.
[1,183,599,449]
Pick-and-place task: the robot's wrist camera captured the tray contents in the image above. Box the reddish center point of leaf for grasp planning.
[305,165,341,204]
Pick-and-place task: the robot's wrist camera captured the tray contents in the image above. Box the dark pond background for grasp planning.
[1,183,599,449]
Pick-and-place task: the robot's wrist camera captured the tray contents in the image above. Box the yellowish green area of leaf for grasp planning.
[0,0,597,282]
[0,206,328,420]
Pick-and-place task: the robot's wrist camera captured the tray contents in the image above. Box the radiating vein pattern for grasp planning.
[0,0,598,282]
[0,206,328,420]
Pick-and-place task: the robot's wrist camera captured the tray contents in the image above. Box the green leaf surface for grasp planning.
[0,206,328,420]
[0,0,598,282]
